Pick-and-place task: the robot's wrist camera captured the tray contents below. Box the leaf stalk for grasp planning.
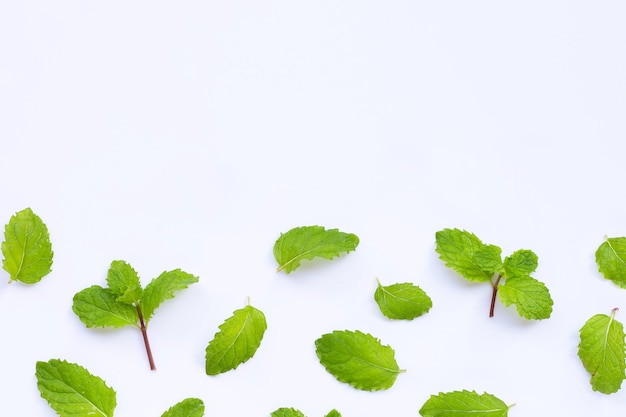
[136,304,156,371]
[489,274,503,318]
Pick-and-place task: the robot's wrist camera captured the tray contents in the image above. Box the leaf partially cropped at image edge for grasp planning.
[2,207,53,283]
[205,303,267,375]
[273,226,359,273]
[161,398,205,417]
[271,408,306,417]
[497,276,553,320]
[72,285,139,328]
[140,269,199,323]
[315,329,402,391]
[578,311,626,394]
[596,237,626,289]
[435,228,502,282]
[325,410,342,417]
[419,390,511,417]
[374,280,432,320]
[36,359,116,417]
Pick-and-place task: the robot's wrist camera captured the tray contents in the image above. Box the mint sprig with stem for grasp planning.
[72,260,198,370]
[435,228,553,320]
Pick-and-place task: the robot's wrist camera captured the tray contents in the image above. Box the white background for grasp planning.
[1,1,626,416]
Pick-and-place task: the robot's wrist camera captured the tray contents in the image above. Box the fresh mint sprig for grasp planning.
[435,228,552,320]
[72,260,198,370]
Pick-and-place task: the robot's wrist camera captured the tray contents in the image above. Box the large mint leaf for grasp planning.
[161,398,205,417]
[2,207,53,283]
[273,226,359,273]
[419,390,512,417]
[72,285,139,328]
[497,276,553,320]
[578,310,626,394]
[315,330,403,391]
[205,303,267,375]
[596,237,626,289]
[36,359,116,417]
[435,228,502,282]
[140,269,199,323]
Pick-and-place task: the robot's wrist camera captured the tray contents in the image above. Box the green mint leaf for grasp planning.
[2,207,53,283]
[497,276,553,320]
[419,390,512,417]
[596,237,626,289]
[325,410,342,417]
[271,408,306,417]
[205,302,267,375]
[106,260,142,304]
[435,228,502,282]
[374,279,432,320]
[140,269,199,323]
[315,329,403,391]
[161,398,205,417]
[578,309,626,394]
[273,225,359,273]
[72,285,139,328]
[503,249,538,278]
[36,359,116,417]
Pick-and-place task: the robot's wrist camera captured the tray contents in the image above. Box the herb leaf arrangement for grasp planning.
[273,226,359,273]
[205,299,267,375]
[314,329,404,391]
[2,207,53,283]
[577,308,626,394]
[419,390,514,417]
[72,260,198,370]
[374,278,432,320]
[435,228,553,319]
[596,236,626,288]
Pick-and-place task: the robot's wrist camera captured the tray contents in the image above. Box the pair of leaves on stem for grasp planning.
[273,226,359,274]
[435,228,553,320]
[271,408,341,417]
[2,207,53,284]
[72,260,198,370]
[35,359,204,417]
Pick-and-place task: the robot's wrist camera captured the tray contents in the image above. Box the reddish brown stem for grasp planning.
[136,305,156,371]
[489,274,503,318]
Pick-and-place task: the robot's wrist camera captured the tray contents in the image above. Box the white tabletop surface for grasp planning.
[2,2,626,416]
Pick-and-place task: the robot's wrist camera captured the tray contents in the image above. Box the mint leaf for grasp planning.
[419,390,512,417]
[273,225,359,273]
[161,398,204,417]
[271,408,306,417]
[315,329,403,391]
[140,269,199,323]
[578,309,626,394]
[36,359,116,417]
[325,410,341,417]
[106,260,142,304]
[497,276,553,320]
[73,260,198,370]
[374,279,432,320]
[435,228,502,282]
[436,228,552,319]
[596,237,626,289]
[2,207,53,283]
[72,285,139,328]
[503,249,538,278]
[205,302,267,375]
